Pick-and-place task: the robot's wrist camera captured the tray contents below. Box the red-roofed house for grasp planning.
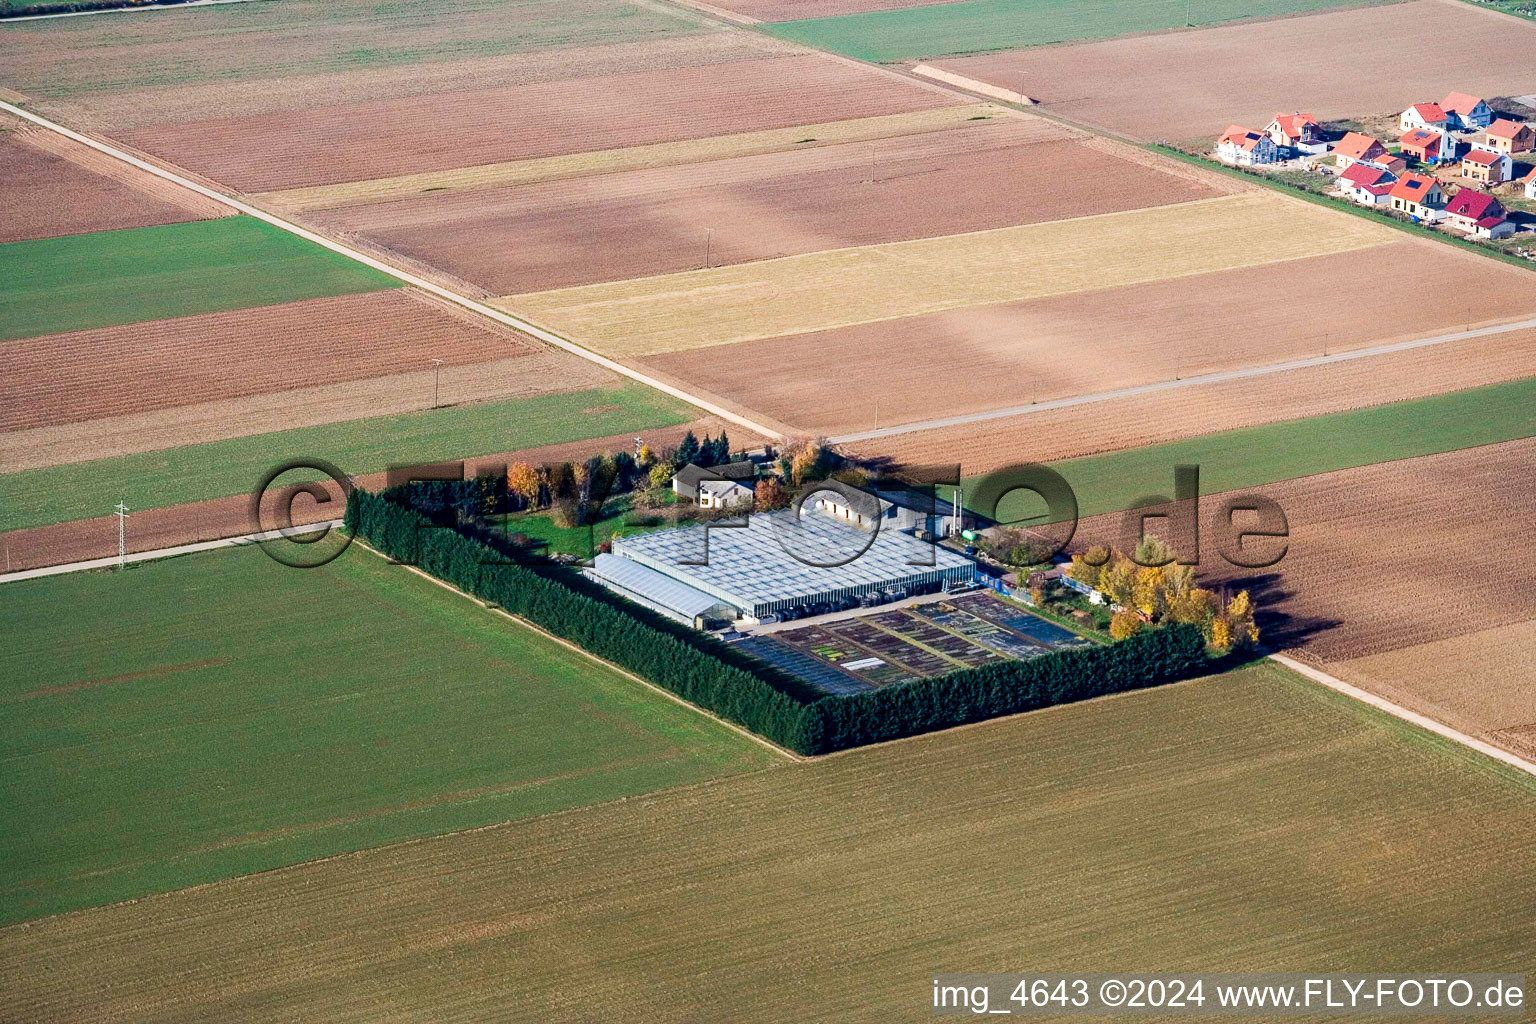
[1265,111,1325,154]
[1484,119,1534,155]
[1441,92,1493,130]
[1526,167,1536,200]
[1399,102,1448,133]
[1461,148,1512,185]
[1333,131,1404,175]
[1399,128,1450,164]
[1337,163,1396,207]
[1388,173,1447,221]
[1216,124,1280,165]
[1445,189,1514,239]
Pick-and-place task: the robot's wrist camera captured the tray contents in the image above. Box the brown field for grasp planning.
[647,240,1536,435]
[0,127,228,243]
[115,55,959,192]
[0,290,543,433]
[842,327,1536,471]
[500,192,1393,357]
[3,353,615,474]
[3,663,1533,1022]
[707,0,953,18]
[320,121,1235,294]
[929,0,1536,141]
[0,421,760,573]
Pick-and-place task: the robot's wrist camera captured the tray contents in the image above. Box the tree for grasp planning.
[755,477,791,511]
[1225,590,1260,649]
[1098,556,1136,607]
[1210,616,1232,652]
[674,430,700,468]
[1110,610,1144,640]
[1167,587,1218,629]
[508,462,540,511]
[1070,547,1107,586]
[1134,535,1176,567]
[649,461,674,492]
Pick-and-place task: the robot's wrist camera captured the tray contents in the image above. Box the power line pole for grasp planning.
[705,228,713,269]
[114,501,129,570]
[431,358,444,409]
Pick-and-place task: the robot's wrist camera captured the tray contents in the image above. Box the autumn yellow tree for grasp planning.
[507,462,541,511]
[1070,546,1108,585]
[1110,610,1144,640]
[648,461,674,491]
[1098,556,1137,607]
[755,477,791,511]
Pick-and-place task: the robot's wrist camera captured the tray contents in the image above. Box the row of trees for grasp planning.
[1068,538,1260,652]
[346,486,1215,755]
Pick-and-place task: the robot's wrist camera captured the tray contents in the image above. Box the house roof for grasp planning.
[1476,215,1506,229]
[1526,167,1536,183]
[1269,111,1318,138]
[1219,125,1269,151]
[1399,128,1441,151]
[1404,102,1446,122]
[1445,189,1503,220]
[1334,131,1383,160]
[1442,92,1486,115]
[672,461,756,488]
[1463,149,1502,166]
[1486,118,1531,140]
[1390,174,1439,202]
[1339,163,1393,187]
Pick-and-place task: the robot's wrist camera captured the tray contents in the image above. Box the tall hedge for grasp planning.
[344,488,1210,756]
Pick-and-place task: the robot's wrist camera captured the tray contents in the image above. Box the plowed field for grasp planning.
[116,55,958,192]
[647,240,1536,434]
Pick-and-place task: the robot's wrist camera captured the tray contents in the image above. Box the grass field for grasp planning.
[964,376,1536,525]
[0,217,397,341]
[762,0,1391,61]
[499,192,1391,356]
[4,660,1532,1020]
[0,382,690,534]
[0,543,780,925]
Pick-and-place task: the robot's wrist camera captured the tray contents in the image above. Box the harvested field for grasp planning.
[4,662,1533,1021]
[260,105,1003,212]
[715,0,953,17]
[846,327,1536,472]
[0,126,228,243]
[501,192,1393,357]
[116,55,959,192]
[325,123,1235,294]
[0,0,710,103]
[3,353,615,473]
[649,240,1536,434]
[0,420,760,573]
[0,290,552,433]
[930,0,1536,142]
[0,543,780,924]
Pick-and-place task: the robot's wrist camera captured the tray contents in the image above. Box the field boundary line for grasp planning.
[0,0,253,20]
[351,538,804,763]
[829,318,1536,444]
[0,520,339,583]
[1270,653,1536,778]
[0,100,785,444]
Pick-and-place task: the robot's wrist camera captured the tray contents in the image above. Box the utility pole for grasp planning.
[114,501,129,570]
[869,144,877,184]
[431,358,444,409]
[705,228,713,269]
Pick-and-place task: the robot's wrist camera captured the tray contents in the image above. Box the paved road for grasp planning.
[0,100,786,444]
[829,317,1536,444]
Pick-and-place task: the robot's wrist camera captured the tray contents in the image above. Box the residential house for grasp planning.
[1461,148,1512,185]
[1265,111,1325,154]
[1526,167,1536,200]
[1399,102,1448,133]
[1441,92,1493,130]
[1388,173,1446,221]
[1484,119,1535,155]
[698,479,754,510]
[1217,124,1280,165]
[1399,128,1449,164]
[1337,162,1396,206]
[1444,189,1515,240]
[670,461,755,504]
[1333,131,1403,174]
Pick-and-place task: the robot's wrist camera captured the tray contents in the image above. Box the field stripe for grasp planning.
[257,104,1020,211]
[497,191,1394,357]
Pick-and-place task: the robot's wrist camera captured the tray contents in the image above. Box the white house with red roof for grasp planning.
[1461,148,1512,185]
[1399,102,1448,134]
[1388,173,1447,222]
[1441,92,1493,130]
[1336,163,1396,207]
[1265,111,1325,154]
[1526,167,1536,200]
[1333,131,1405,175]
[1216,125,1280,165]
[1444,189,1514,240]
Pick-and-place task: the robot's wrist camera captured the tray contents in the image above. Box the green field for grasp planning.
[5,661,1532,1019]
[0,543,780,925]
[0,217,398,341]
[0,382,690,534]
[764,0,1390,61]
[960,376,1536,527]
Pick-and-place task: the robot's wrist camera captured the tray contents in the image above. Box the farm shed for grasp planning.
[671,461,755,503]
